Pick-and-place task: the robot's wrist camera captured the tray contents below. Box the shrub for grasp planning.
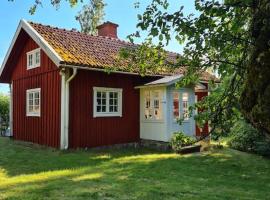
[0,93,9,134]
[228,120,270,157]
[170,131,196,152]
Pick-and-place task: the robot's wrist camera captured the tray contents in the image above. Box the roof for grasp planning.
[144,75,183,86]
[0,20,219,83]
[136,75,207,89]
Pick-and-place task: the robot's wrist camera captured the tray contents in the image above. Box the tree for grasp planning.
[8,0,81,14]
[124,0,270,138]
[75,0,106,34]
[0,93,9,134]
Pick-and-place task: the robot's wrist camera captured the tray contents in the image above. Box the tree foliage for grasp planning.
[75,0,106,34]
[8,0,83,14]
[0,93,9,133]
[127,0,270,138]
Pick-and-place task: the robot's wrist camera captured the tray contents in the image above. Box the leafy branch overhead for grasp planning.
[128,0,270,137]
[76,0,106,35]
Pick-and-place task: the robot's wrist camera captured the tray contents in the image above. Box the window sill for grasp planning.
[26,113,40,117]
[27,65,40,70]
[93,114,122,118]
[141,119,164,123]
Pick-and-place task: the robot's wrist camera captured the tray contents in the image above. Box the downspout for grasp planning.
[9,82,13,137]
[64,68,77,149]
[60,69,66,150]
[59,67,77,150]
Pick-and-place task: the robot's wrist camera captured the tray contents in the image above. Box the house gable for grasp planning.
[0,20,62,83]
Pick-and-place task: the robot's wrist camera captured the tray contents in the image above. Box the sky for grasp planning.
[0,0,196,94]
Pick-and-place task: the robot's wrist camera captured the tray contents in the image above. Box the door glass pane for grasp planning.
[182,93,189,120]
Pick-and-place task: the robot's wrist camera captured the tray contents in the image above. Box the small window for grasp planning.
[144,91,152,119]
[26,88,41,117]
[27,48,41,69]
[93,87,122,117]
[144,90,162,120]
[173,92,179,119]
[182,92,189,120]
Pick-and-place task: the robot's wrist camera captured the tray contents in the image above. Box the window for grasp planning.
[144,90,162,120]
[93,87,122,117]
[173,92,179,119]
[182,92,189,120]
[27,48,41,69]
[26,88,41,117]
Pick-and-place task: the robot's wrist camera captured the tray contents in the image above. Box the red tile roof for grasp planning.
[29,22,218,81]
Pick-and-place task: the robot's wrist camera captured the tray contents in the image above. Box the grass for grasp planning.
[0,137,270,200]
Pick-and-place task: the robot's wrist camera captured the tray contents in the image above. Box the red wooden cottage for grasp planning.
[0,20,216,149]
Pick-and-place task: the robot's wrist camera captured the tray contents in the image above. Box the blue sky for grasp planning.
[0,0,196,94]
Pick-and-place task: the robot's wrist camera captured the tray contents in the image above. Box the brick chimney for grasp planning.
[97,21,118,38]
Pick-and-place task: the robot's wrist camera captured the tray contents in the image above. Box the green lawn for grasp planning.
[0,137,270,200]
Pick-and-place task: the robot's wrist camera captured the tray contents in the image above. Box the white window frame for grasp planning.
[182,92,189,120]
[26,88,41,117]
[27,48,41,70]
[93,87,123,117]
[144,90,163,120]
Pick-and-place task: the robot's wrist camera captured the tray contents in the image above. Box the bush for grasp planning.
[0,93,9,134]
[228,120,270,157]
[170,132,196,152]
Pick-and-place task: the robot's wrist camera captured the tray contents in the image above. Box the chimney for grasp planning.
[97,21,118,38]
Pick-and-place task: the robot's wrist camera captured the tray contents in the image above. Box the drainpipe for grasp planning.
[59,67,77,150]
[9,82,13,137]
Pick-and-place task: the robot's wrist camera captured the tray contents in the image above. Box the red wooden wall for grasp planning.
[11,35,61,148]
[69,70,156,148]
[195,84,209,136]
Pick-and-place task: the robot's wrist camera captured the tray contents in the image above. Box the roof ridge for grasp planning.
[28,21,134,45]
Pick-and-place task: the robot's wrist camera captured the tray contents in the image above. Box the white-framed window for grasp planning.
[26,88,41,117]
[182,92,189,120]
[93,87,122,117]
[27,48,41,69]
[144,90,162,120]
[173,92,180,120]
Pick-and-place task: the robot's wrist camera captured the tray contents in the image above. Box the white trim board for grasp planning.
[0,19,63,79]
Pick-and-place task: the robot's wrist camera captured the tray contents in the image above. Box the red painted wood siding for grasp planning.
[69,70,156,148]
[195,85,209,136]
[11,36,61,148]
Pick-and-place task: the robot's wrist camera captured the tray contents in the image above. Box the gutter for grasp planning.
[60,67,77,150]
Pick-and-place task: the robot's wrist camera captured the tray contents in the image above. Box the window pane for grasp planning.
[29,105,33,112]
[34,98,39,106]
[145,91,150,109]
[109,99,114,106]
[102,92,106,98]
[182,92,189,120]
[34,105,40,111]
[114,99,118,105]
[97,92,101,98]
[34,92,39,99]
[97,99,101,105]
[114,92,118,99]
[97,106,101,112]
[109,106,114,112]
[102,106,106,112]
[36,51,40,64]
[109,92,113,98]
[28,54,33,66]
[102,99,106,105]
[29,99,33,106]
[29,93,33,100]
[173,92,179,119]
[114,106,118,112]
[154,100,159,109]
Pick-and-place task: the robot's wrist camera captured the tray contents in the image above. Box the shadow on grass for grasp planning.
[1,137,270,200]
